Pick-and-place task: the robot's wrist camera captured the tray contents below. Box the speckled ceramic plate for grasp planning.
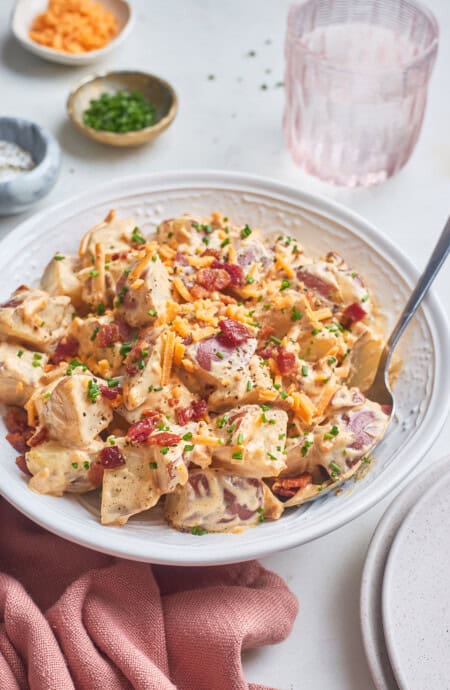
[0,171,448,565]
[382,456,450,690]
[361,457,450,690]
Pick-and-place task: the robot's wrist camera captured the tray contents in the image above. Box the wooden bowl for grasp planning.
[67,71,178,147]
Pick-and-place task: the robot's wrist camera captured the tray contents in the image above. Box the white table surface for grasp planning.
[1,1,449,688]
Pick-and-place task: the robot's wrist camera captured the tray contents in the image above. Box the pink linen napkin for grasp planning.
[0,498,298,690]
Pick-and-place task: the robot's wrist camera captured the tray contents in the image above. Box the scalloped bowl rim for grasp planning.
[0,170,448,565]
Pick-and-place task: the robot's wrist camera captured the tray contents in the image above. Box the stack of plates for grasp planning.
[361,455,450,690]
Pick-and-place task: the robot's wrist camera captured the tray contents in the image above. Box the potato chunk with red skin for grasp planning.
[212,404,288,478]
[100,432,188,526]
[38,374,113,448]
[164,469,265,533]
[25,440,101,496]
[0,342,48,405]
[70,315,124,377]
[0,287,72,353]
[41,254,82,307]
[115,254,171,328]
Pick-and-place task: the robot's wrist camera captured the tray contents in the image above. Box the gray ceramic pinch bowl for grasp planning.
[0,117,61,216]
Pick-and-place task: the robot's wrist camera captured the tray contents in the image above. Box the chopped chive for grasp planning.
[90,326,100,342]
[329,461,341,474]
[280,391,288,400]
[160,446,170,455]
[267,452,277,460]
[240,224,252,238]
[328,357,336,365]
[232,450,243,460]
[17,350,24,358]
[301,440,313,457]
[246,275,255,284]
[216,351,224,360]
[149,462,158,469]
[148,309,157,317]
[83,461,90,470]
[270,335,282,345]
[220,237,230,248]
[237,433,244,445]
[96,302,105,316]
[184,444,194,452]
[291,306,303,321]
[191,526,208,535]
[280,278,290,291]
[89,269,99,278]
[246,380,253,391]
[71,462,78,469]
[182,432,193,441]
[131,227,146,245]
[54,254,65,261]
[301,364,309,376]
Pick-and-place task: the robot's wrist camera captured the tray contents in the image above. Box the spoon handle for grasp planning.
[387,216,450,354]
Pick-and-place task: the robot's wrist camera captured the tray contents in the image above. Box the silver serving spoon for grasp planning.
[365,216,450,412]
[304,216,450,505]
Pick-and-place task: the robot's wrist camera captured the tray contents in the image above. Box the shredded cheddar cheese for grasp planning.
[29,0,119,55]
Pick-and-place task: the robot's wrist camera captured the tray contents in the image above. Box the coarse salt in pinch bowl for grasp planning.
[11,0,134,66]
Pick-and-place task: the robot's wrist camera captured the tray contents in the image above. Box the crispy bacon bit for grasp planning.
[341,302,367,328]
[5,406,28,434]
[6,432,28,454]
[88,461,104,486]
[190,284,210,300]
[211,260,244,286]
[97,323,120,348]
[99,446,125,469]
[189,472,210,497]
[182,335,193,346]
[113,320,132,342]
[174,251,189,266]
[196,267,231,292]
[111,252,129,261]
[259,324,274,342]
[16,455,32,476]
[381,404,392,416]
[148,432,181,447]
[277,348,297,375]
[272,473,313,498]
[127,417,159,445]
[297,269,333,298]
[177,399,208,425]
[191,399,208,421]
[177,407,191,426]
[28,427,48,447]
[218,318,251,346]
[258,345,275,360]
[125,365,138,376]
[202,248,220,259]
[100,385,122,400]
[5,407,33,452]
[50,335,79,364]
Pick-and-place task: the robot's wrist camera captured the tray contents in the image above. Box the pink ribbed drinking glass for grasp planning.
[284,0,439,186]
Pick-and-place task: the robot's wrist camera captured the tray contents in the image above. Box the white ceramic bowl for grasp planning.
[11,0,133,66]
[0,170,448,565]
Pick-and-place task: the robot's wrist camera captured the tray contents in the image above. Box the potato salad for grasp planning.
[0,210,389,533]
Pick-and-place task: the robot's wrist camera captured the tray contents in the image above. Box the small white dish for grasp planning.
[0,170,448,565]
[382,455,450,690]
[360,456,450,690]
[11,0,134,66]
